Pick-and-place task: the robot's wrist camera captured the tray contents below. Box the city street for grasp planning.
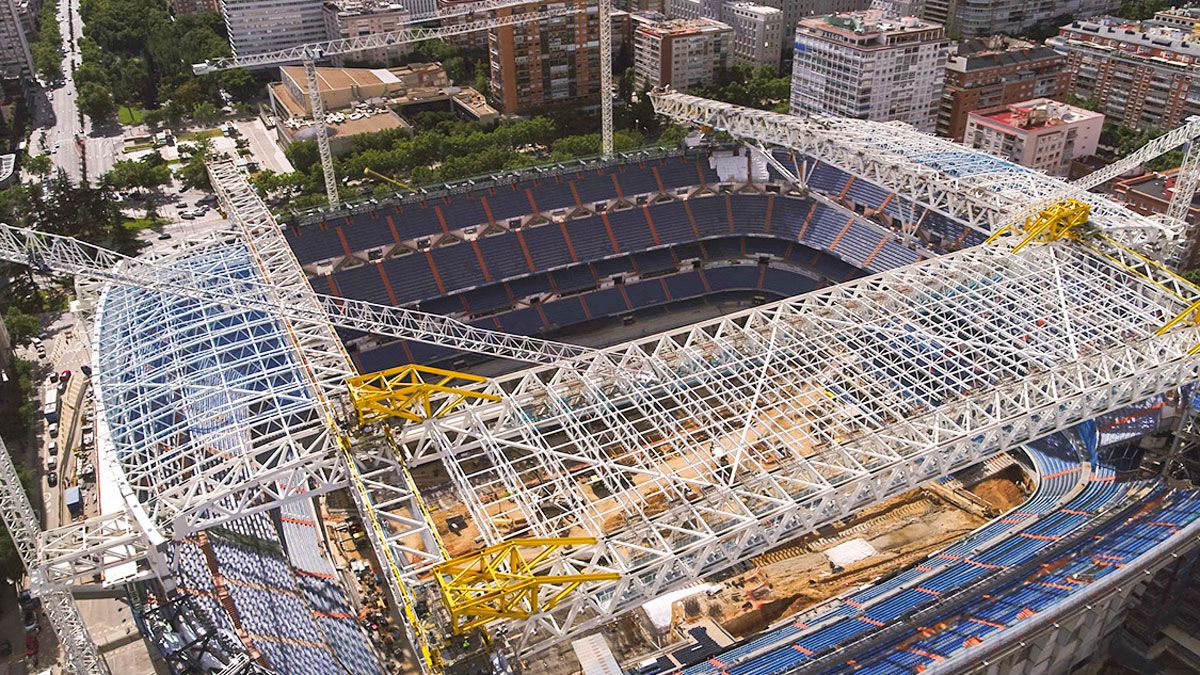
[27,0,136,182]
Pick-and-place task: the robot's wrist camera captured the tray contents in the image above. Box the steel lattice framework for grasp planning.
[649,91,1195,242]
[382,239,1200,652]
[11,99,1200,661]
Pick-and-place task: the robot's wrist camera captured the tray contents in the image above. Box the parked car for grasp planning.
[22,609,38,633]
[59,369,71,384]
[157,232,172,240]
[80,364,92,377]
[48,372,58,384]
[47,457,56,472]
[18,590,40,611]
[180,212,195,220]
[46,473,56,488]
[46,421,57,438]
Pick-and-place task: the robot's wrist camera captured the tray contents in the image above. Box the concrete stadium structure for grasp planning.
[5,92,1200,675]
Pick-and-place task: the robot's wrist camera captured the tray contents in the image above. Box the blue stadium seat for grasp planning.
[523,225,575,270]
[478,234,532,280]
[608,209,655,251]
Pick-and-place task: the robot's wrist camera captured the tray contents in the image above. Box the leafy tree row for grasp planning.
[30,0,63,81]
[687,65,791,114]
[74,0,256,125]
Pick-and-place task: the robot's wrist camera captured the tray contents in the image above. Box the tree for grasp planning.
[2,310,40,347]
[1119,0,1174,20]
[220,68,259,103]
[24,153,52,177]
[191,101,221,126]
[78,81,116,121]
[105,155,171,192]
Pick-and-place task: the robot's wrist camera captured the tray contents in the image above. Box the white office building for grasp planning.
[722,2,782,69]
[220,0,330,60]
[790,10,948,133]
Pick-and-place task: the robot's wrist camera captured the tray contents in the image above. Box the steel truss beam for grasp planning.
[649,92,1192,241]
[0,224,595,367]
[0,436,110,674]
[383,241,1200,653]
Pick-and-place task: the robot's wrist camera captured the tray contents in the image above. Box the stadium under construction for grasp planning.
[4,91,1200,675]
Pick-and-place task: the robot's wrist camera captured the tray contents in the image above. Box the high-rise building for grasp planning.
[917,0,1119,38]
[169,0,219,15]
[665,0,783,70]
[488,0,601,114]
[0,0,34,84]
[633,15,732,89]
[963,98,1103,176]
[790,10,948,133]
[220,0,329,60]
[939,36,1069,141]
[323,0,412,65]
[1050,15,1200,131]
[754,0,865,40]
[722,2,782,69]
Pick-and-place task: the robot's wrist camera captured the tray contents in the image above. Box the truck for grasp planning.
[64,486,82,517]
[42,386,58,423]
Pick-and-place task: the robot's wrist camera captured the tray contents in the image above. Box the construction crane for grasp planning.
[0,435,110,675]
[194,0,616,208]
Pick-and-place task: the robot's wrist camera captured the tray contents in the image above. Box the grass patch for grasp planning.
[123,142,155,153]
[178,129,223,142]
[123,217,167,231]
[118,106,146,125]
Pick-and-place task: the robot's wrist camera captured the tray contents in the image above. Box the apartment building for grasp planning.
[0,0,34,85]
[722,2,782,69]
[939,36,1069,141]
[220,0,329,59]
[323,0,411,65]
[918,0,1119,38]
[633,15,731,89]
[1050,16,1200,131]
[169,0,219,14]
[488,0,601,114]
[1113,168,1200,267]
[964,98,1103,176]
[790,10,948,133]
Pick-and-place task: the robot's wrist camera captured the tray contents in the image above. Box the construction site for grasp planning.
[4,2,1200,672]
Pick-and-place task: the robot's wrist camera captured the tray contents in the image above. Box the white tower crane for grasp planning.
[194,0,617,208]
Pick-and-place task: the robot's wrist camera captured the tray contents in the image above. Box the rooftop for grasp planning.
[948,35,1062,72]
[1118,168,1200,209]
[324,0,407,14]
[634,15,732,36]
[1059,15,1200,59]
[973,98,1102,131]
[802,9,939,36]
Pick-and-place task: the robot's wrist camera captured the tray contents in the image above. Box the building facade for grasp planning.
[0,0,34,85]
[721,2,782,69]
[633,15,731,89]
[1050,16,1200,131]
[918,0,1120,38]
[964,98,1103,176]
[219,0,329,60]
[323,0,412,65]
[1112,168,1200,268]
[790,10,948,133]
[169,0,220,15]
[488,0,601,114]
[939,36,1069,141]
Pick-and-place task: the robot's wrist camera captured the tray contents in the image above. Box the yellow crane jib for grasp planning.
[433,537,620,633]
[364,167,409,191]
[345,364,501,427]
[986,199,1092,253]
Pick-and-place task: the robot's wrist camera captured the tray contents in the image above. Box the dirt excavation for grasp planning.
[538,462,1032,674]
[684,465,1032,640]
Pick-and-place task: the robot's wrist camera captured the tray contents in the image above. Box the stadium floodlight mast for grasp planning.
[194,0,617,208]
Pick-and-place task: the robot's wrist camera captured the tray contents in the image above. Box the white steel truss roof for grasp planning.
[392,240,1200,652]
[649,92,1173,239]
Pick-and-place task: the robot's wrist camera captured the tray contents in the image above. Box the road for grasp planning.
[27,0,132,182]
